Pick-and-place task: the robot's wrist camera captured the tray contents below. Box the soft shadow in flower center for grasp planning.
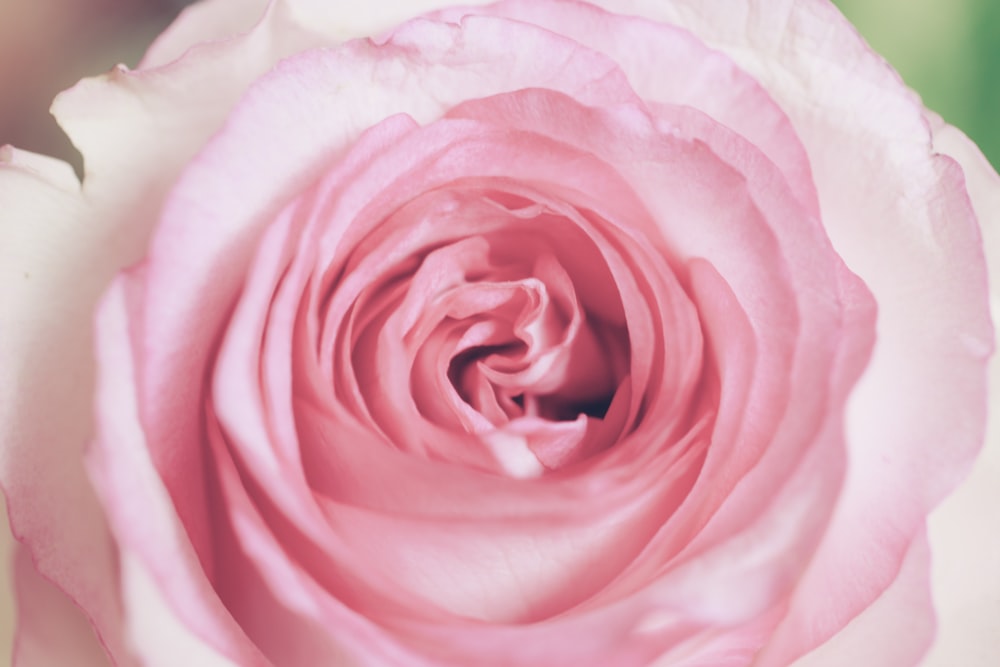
[446,336,617,423]
[345,188,635,478]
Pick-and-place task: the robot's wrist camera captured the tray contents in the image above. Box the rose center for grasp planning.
[443,287,619,426]
[345,190,634,477]
[402,237,629,475]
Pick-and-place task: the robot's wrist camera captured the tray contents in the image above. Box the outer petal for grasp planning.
[54,0,494,235]
[0,147,134,665]
[924,409,1000,667]
[923,121,1000,667]
[789,531,935,667]
[275,0,491,42]
[140,0,271,68]
[12,548,109,667]
[50,1,325,249]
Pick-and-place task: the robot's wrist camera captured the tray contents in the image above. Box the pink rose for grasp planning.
[1,1,997,665]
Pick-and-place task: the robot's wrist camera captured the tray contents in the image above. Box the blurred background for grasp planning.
[0,0,997,663]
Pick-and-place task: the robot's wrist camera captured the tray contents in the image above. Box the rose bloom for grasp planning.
[1,0,998,665]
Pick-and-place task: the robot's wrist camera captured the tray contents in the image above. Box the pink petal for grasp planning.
[922,118,1000,667]
[12,547,110,667]
[432,0,820,216]
[89,279,270,667]
[788,531,935,667]
[204,403,430,666]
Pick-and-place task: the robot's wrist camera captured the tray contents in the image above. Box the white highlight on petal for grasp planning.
[482,430,545,479]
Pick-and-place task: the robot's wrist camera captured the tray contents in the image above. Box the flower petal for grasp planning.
[787,531,935,667]
[923,119,1000,667]
[140,0,270,69]
[0,146,133,665]
[12,547,110,667]
[432,0,820,216]
[88,279,270,667]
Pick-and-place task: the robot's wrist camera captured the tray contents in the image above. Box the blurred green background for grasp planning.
[835,0,999,169]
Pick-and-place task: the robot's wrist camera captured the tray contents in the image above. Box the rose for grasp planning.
[1,1,996,665]
[0,0,996,665]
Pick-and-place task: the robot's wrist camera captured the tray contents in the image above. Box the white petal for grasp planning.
[923,120,1000,667]
[0,147,134,664]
